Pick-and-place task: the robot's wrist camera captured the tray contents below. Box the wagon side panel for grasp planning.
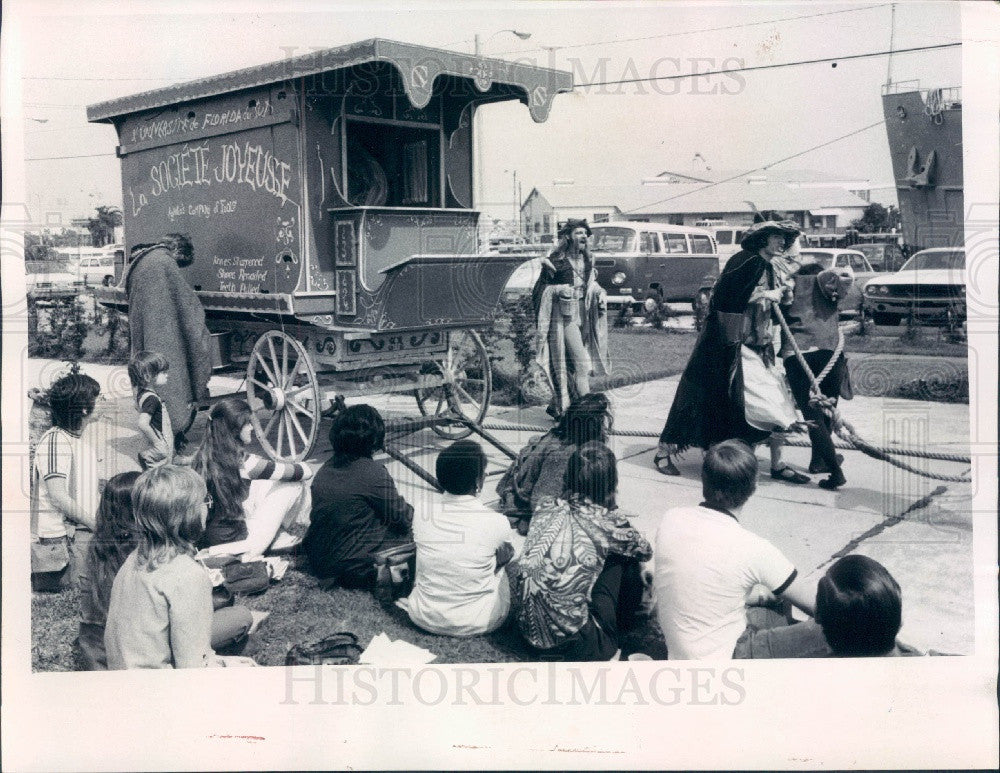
[117,87,304,297]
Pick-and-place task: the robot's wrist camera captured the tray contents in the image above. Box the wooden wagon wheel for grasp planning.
[246,330,321,462]
[415,329,492,439]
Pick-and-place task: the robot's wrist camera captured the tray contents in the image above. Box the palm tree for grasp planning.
[86,205,123,247]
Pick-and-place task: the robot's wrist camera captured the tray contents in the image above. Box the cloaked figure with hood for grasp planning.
[531,219,610,420]
[654,221,803,477]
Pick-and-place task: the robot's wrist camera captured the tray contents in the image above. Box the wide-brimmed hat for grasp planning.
[740,220,801,250]
[817,266,854,303]
[558,218,592,238]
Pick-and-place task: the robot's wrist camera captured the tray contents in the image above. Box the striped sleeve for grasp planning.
[36,429,70,481]
[240,453,308,482]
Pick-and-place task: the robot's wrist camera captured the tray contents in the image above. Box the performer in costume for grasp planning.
[532,219,609,420]
[653,221,802,478]
[125,234,212,449]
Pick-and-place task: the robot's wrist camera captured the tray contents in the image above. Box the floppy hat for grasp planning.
[558,218,592,238]
[739,220,801,249]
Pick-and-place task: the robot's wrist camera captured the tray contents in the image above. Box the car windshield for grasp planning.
[591,227,637,252]
[799,251,834,268]
[899,250,965,271]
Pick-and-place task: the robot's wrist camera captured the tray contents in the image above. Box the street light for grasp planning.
[474,29,531,56]
[473,29,532,212]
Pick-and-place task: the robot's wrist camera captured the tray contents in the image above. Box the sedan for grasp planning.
[798,248,877,312]
[863,248,966,325]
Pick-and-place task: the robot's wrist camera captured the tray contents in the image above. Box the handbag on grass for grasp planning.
[221,560,271,595]
[31,537,69,575]
[372,542,417,605]
[285,632,362,666]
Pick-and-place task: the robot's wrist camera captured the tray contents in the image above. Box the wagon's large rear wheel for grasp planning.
[415,329,492,439]
[247,330,321,462]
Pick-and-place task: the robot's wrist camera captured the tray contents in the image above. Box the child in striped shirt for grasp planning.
[193,398,312,561]
[128,351,174,469]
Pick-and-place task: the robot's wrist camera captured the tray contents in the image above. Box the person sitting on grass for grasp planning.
[104,465,265,669]
[497,392,612,535]
[31,371,103,592]
[734,554,914,658]
[76,471,140,670]
[518,442,652,662]
[303,404,413,589]
[652,439,817,660]
[400,440,516,637]
[193,398,312,561]
[128,351,174,470]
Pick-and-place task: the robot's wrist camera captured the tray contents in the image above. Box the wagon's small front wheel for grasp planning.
[415,329,492,439]
[247,330,321,462]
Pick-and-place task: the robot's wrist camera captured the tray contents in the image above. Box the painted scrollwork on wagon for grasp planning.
[88,38,572,460]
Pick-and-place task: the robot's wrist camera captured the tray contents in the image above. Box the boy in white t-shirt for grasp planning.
[31,372,103,591]
[653,439,815,659]
[401,440,515,637]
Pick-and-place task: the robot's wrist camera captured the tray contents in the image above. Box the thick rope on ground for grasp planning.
[479,420,971,465]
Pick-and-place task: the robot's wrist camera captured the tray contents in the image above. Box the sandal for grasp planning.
[653,453,681,476]
[770,466,810,484]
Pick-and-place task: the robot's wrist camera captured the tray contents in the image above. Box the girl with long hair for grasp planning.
[193,398,312,560]
[496,391,613,534]
[532,219,610,420]
[517,442,652,661]
[77,471,140,670]
[104,465,260,669]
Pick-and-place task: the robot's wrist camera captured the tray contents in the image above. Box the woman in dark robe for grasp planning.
[654,221,804,478]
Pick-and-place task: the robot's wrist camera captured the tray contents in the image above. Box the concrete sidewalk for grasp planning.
[23,358,976,655]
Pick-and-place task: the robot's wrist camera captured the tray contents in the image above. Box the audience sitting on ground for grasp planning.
[734,554,913,658]
[652,439,816,660]
[76,471,141,670]
[193,398,312,561]
[104,465,263,669]
[518,442,652,662]
[303,404,413,589]
[497,392,612,535]
[400,440,516,637]
[31,371,103,592]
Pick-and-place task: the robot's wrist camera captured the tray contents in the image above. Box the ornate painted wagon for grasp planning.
[89,39,572,461]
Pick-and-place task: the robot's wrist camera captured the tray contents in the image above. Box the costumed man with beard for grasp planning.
[532,219,610,420]
[654,221,805,480]
[124,233,212,451]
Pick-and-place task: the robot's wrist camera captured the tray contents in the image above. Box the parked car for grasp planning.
[798,248,877,312]
[698,223,748,267]
[854,242,905,272]
[73,253,117,285]
[862,247,966,325]
[26,271,84,298]
[589,223,719,316]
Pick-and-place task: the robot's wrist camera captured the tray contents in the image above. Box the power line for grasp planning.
[493,4,891,56]
[575,42,960,89]
[25,152,116,161]
[620,120,887,214]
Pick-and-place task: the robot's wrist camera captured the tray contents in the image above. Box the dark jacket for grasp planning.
[303,457,413,587]
[659,249,773,450]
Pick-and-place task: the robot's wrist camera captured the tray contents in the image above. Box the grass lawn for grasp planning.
[32,563,668,671]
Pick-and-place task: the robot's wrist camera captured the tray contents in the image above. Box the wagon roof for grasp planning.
[86,38,573,124]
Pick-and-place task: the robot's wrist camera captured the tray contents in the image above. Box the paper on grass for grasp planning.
[359,632,436,665]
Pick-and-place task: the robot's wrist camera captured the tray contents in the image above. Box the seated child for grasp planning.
[31,371,102,591]
[734,554,909,658]
[193,398,313,561]
[303,404,413,589]
[652,439,816,660]
[401,440,515,637]
[518,442,652,662]
[77,471,140,670]
[104,465,263,669]
[497,392,612,535]
[128,351,174,469]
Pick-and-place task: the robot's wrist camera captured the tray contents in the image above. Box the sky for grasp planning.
[7,0,963,225]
